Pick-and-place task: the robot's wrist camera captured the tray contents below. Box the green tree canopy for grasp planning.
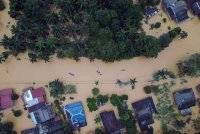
[1,0,178,63]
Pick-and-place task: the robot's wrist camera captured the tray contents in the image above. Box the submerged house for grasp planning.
[188,0,200,18]
[21,116,64,134]
[100,111,125,134]
[145,7,159,17]
[162,0,189,23]
[173,88,196,115]
[132,97,157,132]
[29,103,55,125]
[21,87,62,133]
[37,116,64,134]
[64,101,87,131]
[0,88,13,110]
[22,87,46,108]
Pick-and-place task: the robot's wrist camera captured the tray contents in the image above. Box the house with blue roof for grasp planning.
[64,101,87,131]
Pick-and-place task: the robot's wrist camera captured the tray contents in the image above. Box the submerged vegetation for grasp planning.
[143,85,159,94]
[53,100,72,133]
[138,0,160,9]
[95,128,104,134]
[49,79,76,98]
[155,82,180,134]
[87,88,109,112]
[116,78,137,89]
[177,53,200,77]
[110,94,137,134]
[0,0,182,63]
[0,122,17,134]
[0,0,5,11]
[153,68,176,81]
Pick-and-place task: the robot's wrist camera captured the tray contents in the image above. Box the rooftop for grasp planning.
[37,116,64,134]
[22,87,45,108]
[132,97,157,131]
[0,88,13,110]
[163,0,189,23]
[100,111,125,134]
[21,127,39,134]
[30,103,55,124]
[145,7,159,17]
[21,117,64,134]
[28,102,46,113]
[64,101,87,131]
[191,1,200,17]
[173,88,196,110]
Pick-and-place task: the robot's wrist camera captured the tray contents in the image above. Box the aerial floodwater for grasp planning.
[0,0,200,134]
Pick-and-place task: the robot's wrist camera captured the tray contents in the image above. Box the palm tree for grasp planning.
[65,25,75,37]
[35,38,45,51]
[130,78,137,90]
[52,25,63,38]
[180,31,188,39]
[46,38,57,50]
[45,12,58,24]
[76,0,87,9]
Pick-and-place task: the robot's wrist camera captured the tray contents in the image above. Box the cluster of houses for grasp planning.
[0,87,198,134]
[145,0,200,23]
[97,88,197,134]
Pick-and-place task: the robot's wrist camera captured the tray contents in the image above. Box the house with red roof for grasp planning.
[22,87,46,108]
[0,88,14,110]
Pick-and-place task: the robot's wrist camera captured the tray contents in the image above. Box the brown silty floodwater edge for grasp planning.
[0,0,200,134]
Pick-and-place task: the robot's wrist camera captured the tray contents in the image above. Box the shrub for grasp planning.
[192,117,200,130]
[92,87,100,96]
[12,109,22,117]
[110,94,120,107]
[154,22,161,29]
[180,31,188,39]
[174,27,182,34]
[0,122,13,131]
[66,84,76,94]
[87,97,98,112]
[168,27,182,38]
[97,94,109,105]
[196,84,200,92]
[0,0,5,11]
[27,114,31,119]
[11,93,19,100]
[95,81,99,85]
[143,86,152,94]
[173,120,186,130]
[163,18,167,23]
[120,94,128,101]
[150,24,155,30]
[60,96,66,101]
[197,98,200,108]
[95,128,104,134]
[94,115,102,125]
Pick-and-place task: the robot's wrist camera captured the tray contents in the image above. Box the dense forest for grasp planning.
[0,0,177,62]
